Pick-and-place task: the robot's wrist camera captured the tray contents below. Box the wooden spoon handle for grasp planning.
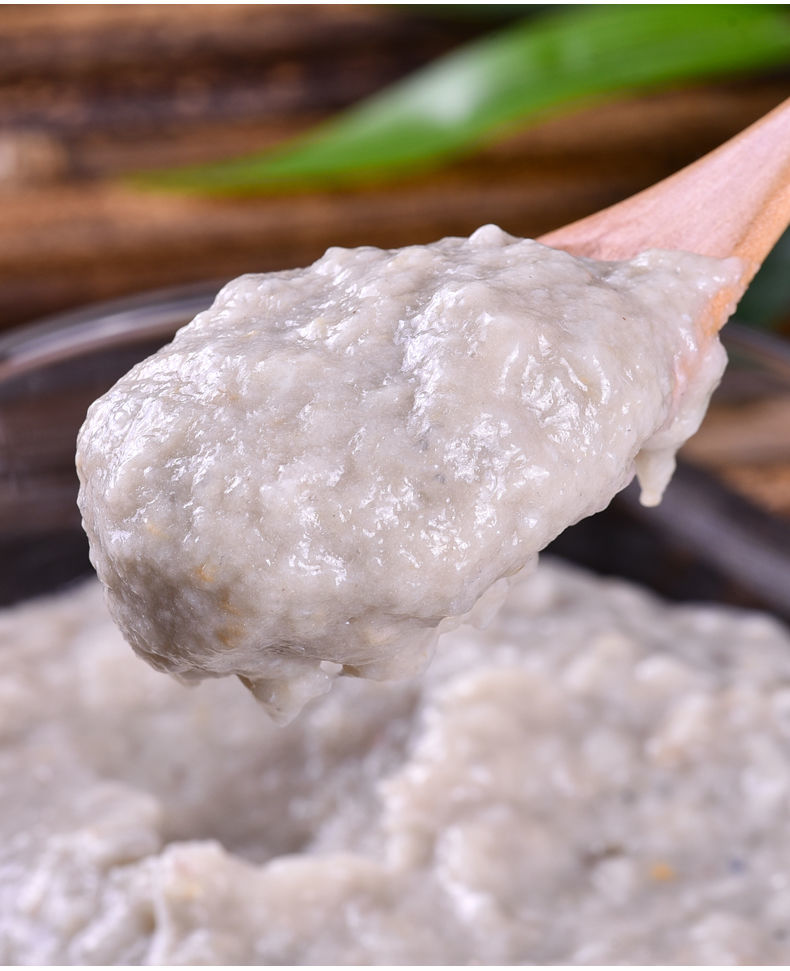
[540,96,790,296]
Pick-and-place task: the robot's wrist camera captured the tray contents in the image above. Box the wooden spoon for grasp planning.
[539,96,790,335]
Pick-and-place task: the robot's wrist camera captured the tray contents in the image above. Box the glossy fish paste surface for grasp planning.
[77,226,739,721]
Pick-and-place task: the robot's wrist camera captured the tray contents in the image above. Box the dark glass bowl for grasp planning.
[1,285,789,620]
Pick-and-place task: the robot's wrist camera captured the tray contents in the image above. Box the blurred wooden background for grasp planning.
[2,4,790,331]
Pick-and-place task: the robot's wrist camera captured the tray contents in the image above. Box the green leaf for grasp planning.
[140,5,790,194]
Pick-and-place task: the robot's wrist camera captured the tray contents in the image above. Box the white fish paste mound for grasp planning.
[3,562,790,965]
[76,227,739,721]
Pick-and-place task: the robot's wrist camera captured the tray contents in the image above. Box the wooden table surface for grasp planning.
[2,4,789,519]
[2,5,789,328]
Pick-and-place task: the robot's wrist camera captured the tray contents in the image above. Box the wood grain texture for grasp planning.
[540,97,790,339]
[1,6,789,330]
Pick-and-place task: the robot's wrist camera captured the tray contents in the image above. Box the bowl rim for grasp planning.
[0,281,221,384]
